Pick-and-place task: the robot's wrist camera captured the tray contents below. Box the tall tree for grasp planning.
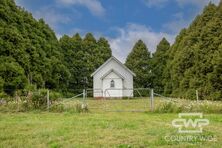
[0,0,70,93]
[59,33,112,90]
[82,33,112,88]
[97,37,112,67]
[164,2,222,100]
[59,33,84,90]
[125,40,151,88]
[152,38,170,93]
[82,33,98,88]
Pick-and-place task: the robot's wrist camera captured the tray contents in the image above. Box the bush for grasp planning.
[184,89,196,100]
[49,91,62,101]
[31,90,48,109]
[0,77,4,92]
[0,92,8,102]
[0,89,91,113]
[207,91,222,101]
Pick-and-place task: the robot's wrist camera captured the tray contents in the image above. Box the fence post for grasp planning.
[16,90,19,112]
[196,90,199,102]
[47,89,50,111]
[83,89,86,104]
[150,89,154,112]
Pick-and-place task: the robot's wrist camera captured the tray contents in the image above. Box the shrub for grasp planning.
[31,89,48,109]
[184,89,196,100]
[49,91,62,101]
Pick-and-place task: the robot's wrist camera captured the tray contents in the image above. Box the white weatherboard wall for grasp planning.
[102,72,123,97]
[91,56,135,98]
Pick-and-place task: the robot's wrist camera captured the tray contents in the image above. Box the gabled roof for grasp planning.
[100,69,125,80]
[91,56,136,77]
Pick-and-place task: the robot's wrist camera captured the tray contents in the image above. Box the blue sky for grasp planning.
[15,0,220,62]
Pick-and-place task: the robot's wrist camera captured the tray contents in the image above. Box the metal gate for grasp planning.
[86,88,152,112]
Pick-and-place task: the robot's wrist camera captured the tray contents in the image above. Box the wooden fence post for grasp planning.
[83,89,86,104]
[196,90,199,102]
[47,89,49,111]
[150,89,154,111]
[16,90,19,112]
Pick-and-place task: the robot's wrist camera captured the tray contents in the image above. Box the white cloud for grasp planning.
[57,0,105,17]
[15,0,25,7]
[162,12,191,34]
[162,0,220,34]
[34,7,71,29]
[107,24,175,62]
[15,0,74,31]
[176,0,220,7]
[143,0,220,8]
[143,0,169,8]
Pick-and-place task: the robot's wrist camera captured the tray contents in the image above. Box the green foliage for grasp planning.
[125,40,151,88]
[31,89,48,109]
[0,0,112,97]
[49,91,62,101]
[0,76,4,92]
[0,56,27,96]
[59,33,112,90]
[151,38,170,93]
[162,3,222,100]
[1,0,221,101]
[0,0,70,91]
[124,3,222,100]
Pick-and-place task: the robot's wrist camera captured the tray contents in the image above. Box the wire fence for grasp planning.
[0,88,203,112]
[81,88,174,112]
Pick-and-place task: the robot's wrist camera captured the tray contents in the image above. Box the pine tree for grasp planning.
[125,40,151,88]
[0,0,70,93]
[96,37,112,67]
[81,33,112,88]
[152,38,170,93]
[164,2,222,100]
[0,0,113,94]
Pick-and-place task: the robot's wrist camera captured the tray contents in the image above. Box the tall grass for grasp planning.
[1,96,222,113]
[154,99,222,113]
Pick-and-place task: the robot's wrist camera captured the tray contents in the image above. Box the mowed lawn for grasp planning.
[0,111,222,148]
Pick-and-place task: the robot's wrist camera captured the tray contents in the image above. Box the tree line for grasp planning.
[126,2,222,100]
[0,0,221,100]
[0,0,111,95]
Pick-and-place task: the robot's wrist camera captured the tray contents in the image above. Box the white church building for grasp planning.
[91,56,136,98]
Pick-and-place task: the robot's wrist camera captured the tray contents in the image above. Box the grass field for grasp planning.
[0,98,222,147]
